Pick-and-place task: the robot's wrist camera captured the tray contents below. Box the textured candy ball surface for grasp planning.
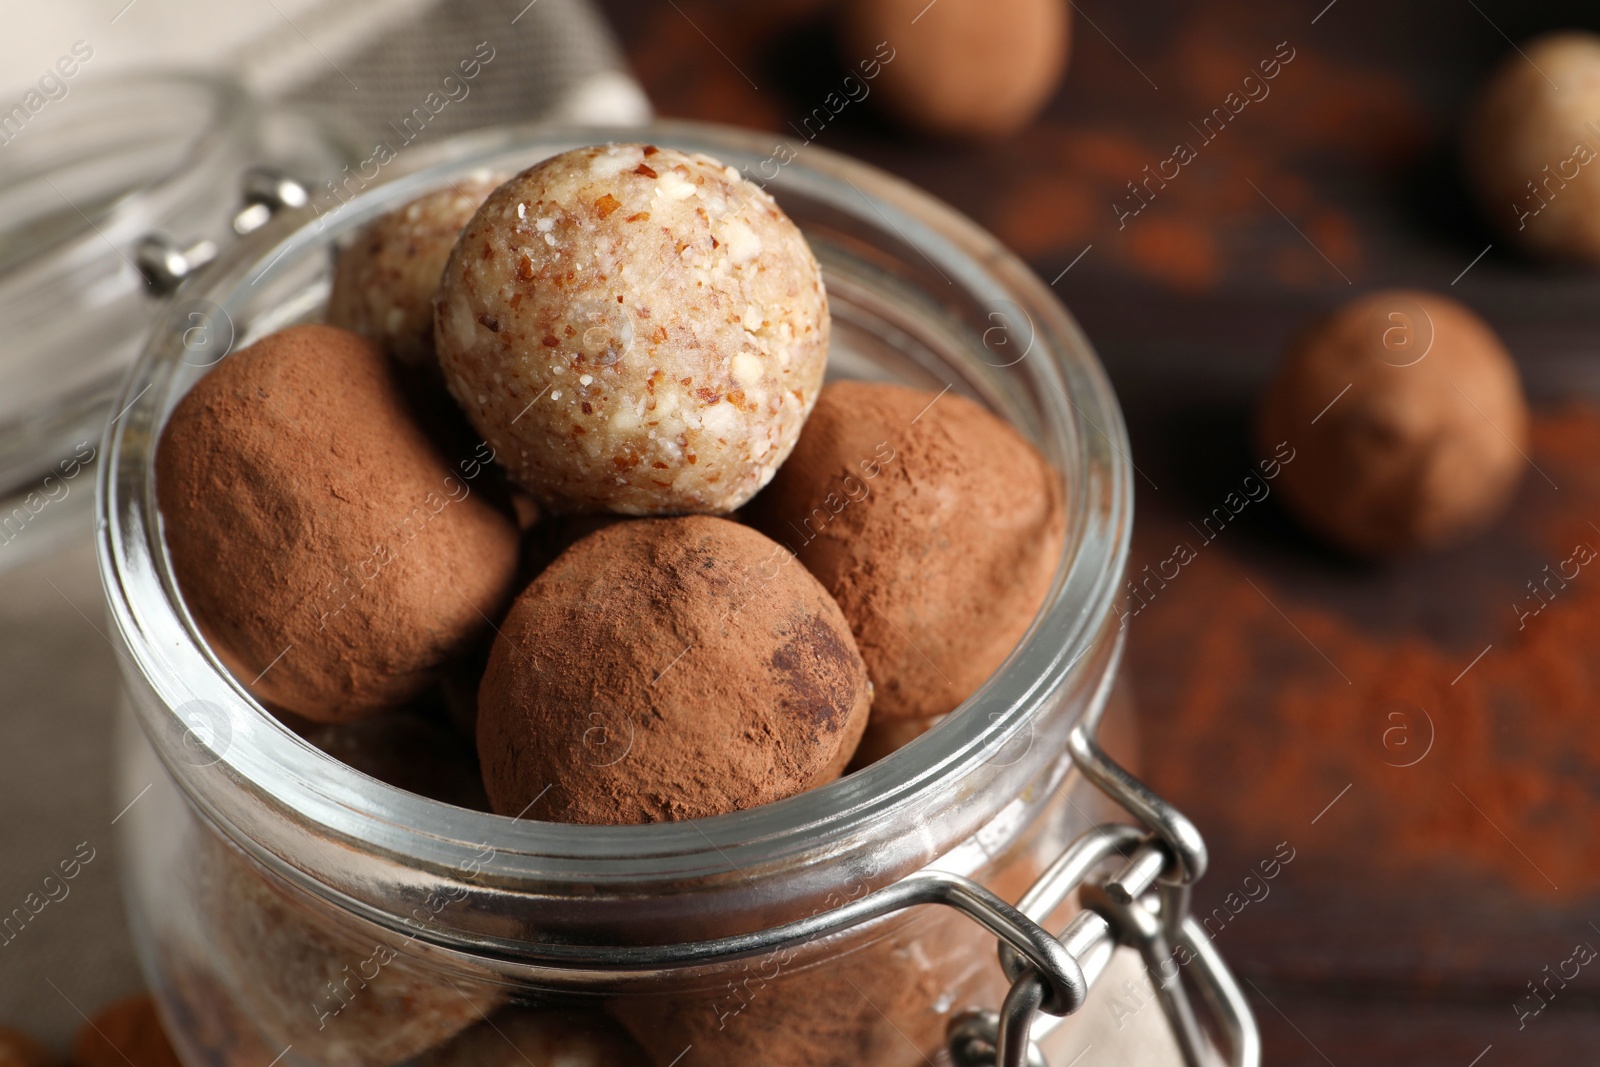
[842,0,1070,140]
[435,144,829,515]
[746,381,1065,722]
[327,174,502,365]
[1258,290,1528,556]
[0,1028,60,1067]
[1464,32,1600,263]
[476,516,872,824]
[156,324,521,722]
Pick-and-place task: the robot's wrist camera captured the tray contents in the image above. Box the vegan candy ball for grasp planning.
[1464,32,1600,264]
[1258,290,1529,556]
[747,381,1066,722]
[434,144,829,516]
[476,516,872,823]
[156,324,521,722]
[327,174,502,365]
[841,0,1071,140]
[197,837,499,1067]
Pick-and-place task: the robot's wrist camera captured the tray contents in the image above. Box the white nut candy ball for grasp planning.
[434,144,829,515]
[328,173,503,365]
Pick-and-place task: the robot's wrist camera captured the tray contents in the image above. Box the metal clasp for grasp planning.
[945,684,1261,1067]
[137,167,308,293]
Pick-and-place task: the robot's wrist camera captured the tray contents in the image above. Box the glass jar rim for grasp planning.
[99,120,1132,926]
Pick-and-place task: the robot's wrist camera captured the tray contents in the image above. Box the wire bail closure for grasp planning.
[944,674,1262,1067]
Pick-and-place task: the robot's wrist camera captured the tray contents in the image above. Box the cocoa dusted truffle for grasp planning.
[156,324,521,723]
[157,949,273,1067]
[327,174,503,365]
[1258,290,1529,556]
[841,0,1071,140]
[611,897,1008,1067]
[197,836,499,1067]
[476,516,872,823]
[435,144,829,516]
[415,1009,648,1067]
[747,381,1065,722]
[1464,32,1600,264]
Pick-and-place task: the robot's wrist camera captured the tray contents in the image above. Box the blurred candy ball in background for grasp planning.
[840,0,1071,140]
[1258,290,1528,557]
[1464,31,1600,264]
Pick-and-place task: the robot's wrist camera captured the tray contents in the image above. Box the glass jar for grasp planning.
[100,121,1255,1067]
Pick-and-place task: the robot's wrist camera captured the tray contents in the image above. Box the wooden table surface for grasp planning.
[600,0,1600,1061]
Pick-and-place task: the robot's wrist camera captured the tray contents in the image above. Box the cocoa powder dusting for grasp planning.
[476,516,872,823]
[156,324,520,723]
[746,381,1065,722]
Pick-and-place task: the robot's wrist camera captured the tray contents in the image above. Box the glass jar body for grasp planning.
[101,121,1135,1067]
[117,650,1132,1067]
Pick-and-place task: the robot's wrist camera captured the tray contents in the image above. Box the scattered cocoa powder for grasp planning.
[746,381,1065,722]
[1132,405,1600,897]
[156,324,521,722]
[477,516,873,823]
[72,996,180,1067]
[977,18,1428,289]
[1258,290,1528,556]
[0,1028,58,1067]
[621,3,1431,292]
[1123,216,1222,291]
